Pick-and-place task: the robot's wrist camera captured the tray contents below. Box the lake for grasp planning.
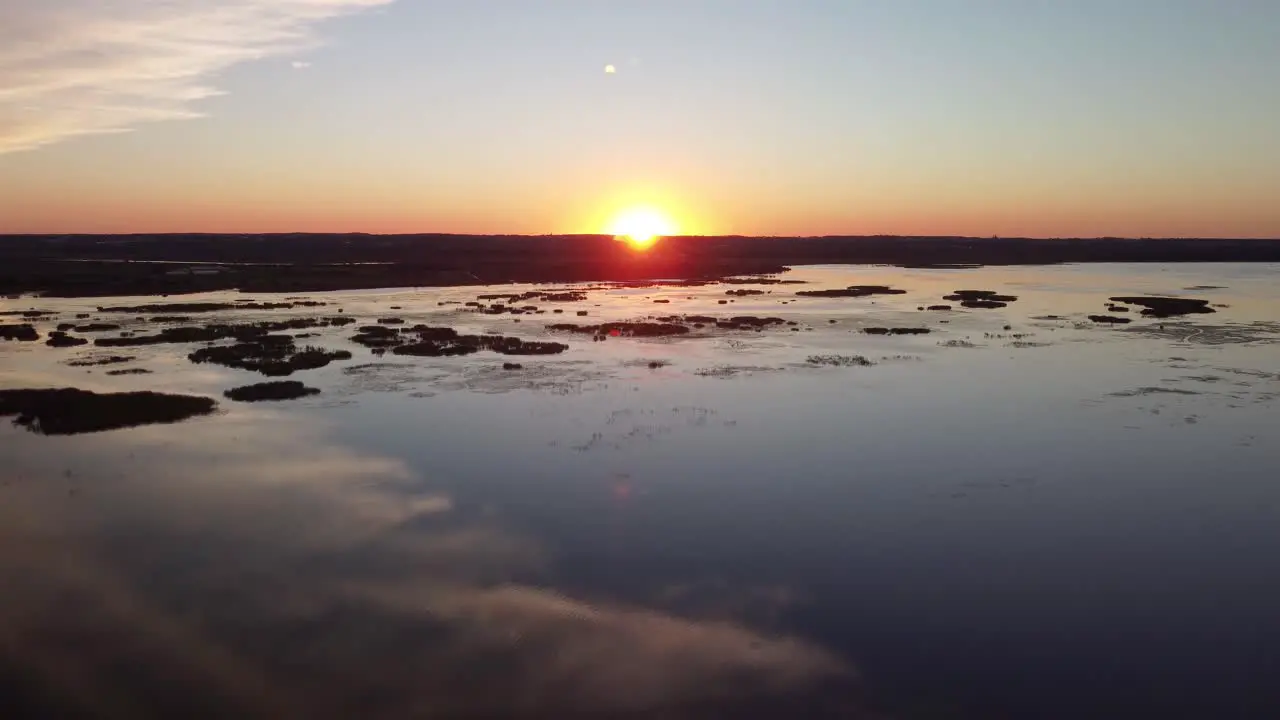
[2,263,1278,719]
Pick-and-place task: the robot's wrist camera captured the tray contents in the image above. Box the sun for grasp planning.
[606,207,677,250]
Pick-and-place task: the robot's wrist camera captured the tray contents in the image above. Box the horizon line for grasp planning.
[2,232,1278,242]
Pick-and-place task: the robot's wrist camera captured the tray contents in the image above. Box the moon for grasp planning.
[604,64,616,74]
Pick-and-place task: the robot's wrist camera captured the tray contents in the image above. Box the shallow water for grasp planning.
[2,263,1279,719]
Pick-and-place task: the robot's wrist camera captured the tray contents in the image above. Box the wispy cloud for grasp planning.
[0,0,392,155]
[291,61,313,69]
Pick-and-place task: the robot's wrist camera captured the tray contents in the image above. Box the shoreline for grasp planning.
[3,234,1278,298]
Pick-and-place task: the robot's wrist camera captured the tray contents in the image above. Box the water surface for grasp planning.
[2,263,1278,718]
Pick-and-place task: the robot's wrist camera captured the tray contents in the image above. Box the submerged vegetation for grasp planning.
[0,323,39,341]
[189,338,352,376]
[548,321,690,338]
[477,290,588,303]
[393,335,568,357]
[943,290,1019,309]
[67,355,136,367]
[1,271,1241,445]
[351,325,570,356]
[714,316,787,331]
[46,331,89,348]
[862,327,932,335]
[806,355,875,367]
[351,325,405,349]
[224,381,321,402]
[796,285,907,298]
[96,301,326,313]
[0,388,216,435]
[96,317,355,347]
[549,316,790,338]
[1108,296,1215,318]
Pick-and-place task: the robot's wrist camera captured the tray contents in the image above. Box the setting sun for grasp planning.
[606,207,677,249]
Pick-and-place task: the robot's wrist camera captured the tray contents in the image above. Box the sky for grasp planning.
[1,0,1277,238]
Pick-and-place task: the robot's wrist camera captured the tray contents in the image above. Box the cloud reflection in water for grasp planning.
[0,409,857,718]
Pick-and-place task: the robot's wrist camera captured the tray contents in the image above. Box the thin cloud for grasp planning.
[0,0,393,155]
[291,61,313,69]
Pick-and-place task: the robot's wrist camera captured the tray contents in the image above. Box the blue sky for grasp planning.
[1,0,1277,237]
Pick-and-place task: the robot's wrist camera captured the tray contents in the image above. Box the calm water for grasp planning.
[2,263,1278,719]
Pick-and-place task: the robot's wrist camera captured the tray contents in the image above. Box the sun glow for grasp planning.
[606,207,677,249]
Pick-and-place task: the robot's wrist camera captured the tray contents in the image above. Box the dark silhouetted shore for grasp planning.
[2,233,1278,297]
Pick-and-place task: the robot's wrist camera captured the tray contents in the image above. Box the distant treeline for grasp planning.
[2,234,1278,298]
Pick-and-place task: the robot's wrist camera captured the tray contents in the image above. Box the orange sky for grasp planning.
[1,2,1278,238]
